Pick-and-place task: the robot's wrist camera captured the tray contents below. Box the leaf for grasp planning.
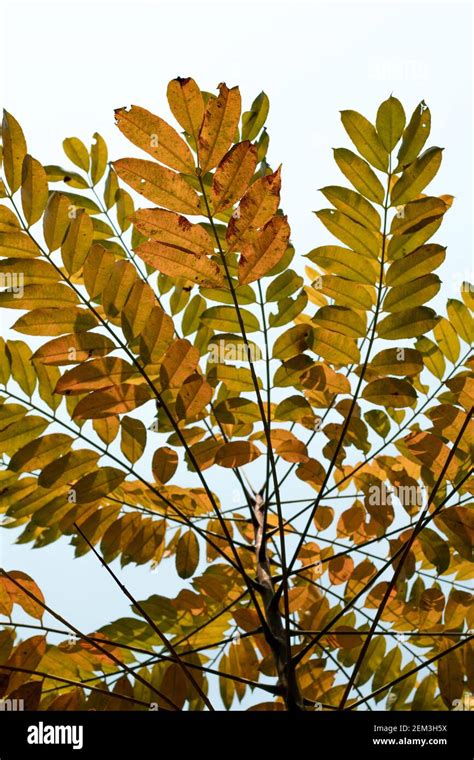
[32,332,116,365]
[376,96,406,152]
[447,299,474,344]
[242,91,269,141]
[176,530,200,579]
[63,137,89,171]
[397,102,431,170]
[0,415,49,456]
[0,231,40,258]
[6,636,46,692]
[340,110,388,171]
[102,260,137,317]
[43,192,72,251]
[438,648,464,709]
[115,105,194,173]
[384,274,441,312]
[90,132,108,185]
[238,215,291,284]
[176,373,213,419]
[73,384,151,419]
[201,305,259,333]
[0,573,45,620]
[114,158,202,215]
[328,555,354,585]
[316,209,380,258]
[215,441,261,468]
[307,245,379,285]
[132,208,212,254]
[38,449,100,488]
[136,241,224,287]
[61,209,93,274]
[139,306,174,363]
[211,141,257,212]
[226,167,281,250]
[368,348,423,378]
[73,467,126,503]
[362,377,417,408]
[391,147,443,205]
[437,507,474,560]
[167,77,205,144]
[333,148,385,204]
[296,458,325,490]
[2,110,27,193]
[377,307,438,340]
[13,307,98,336]
[21,155,48,225]
[55,357,135,395]
[120,416,147,464]
[433,317,460,363]
[9,434,72,472]
[83,244,115,298]
[319,186,381,232]
[198,83,241,173]
[152,446,178,484]
[314,305,366,338]
[385,244,446,286]
[7,340,37,396]
[160,339,200,389]
[0,283,79,310]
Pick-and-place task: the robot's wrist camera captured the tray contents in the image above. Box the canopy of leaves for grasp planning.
[0,87,471,712]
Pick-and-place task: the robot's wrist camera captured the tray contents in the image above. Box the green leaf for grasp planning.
[340,110,388,171]
[333,148,385,204]
[385,244,446,286]
[396,102,431,170]
[377,307,438,340]
[376,96,406,152]
[200,305,259,333]
[242,91,269,141]
[362,377,417,408]
[391,147,443,205]
[2,110,27,193]
[384,274,440,312]
[319,186,381,231]
[63,137,89,172]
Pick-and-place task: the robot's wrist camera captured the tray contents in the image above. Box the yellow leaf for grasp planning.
[152,446,178,484]
[43,192,72,251]
[238,215,291,284]
[362,377,417,407]
[198,83,241,173]
[114,158,202,215]
[73,384,151,419]
[160,339,200,389]
[21,155,48,225]
[132,208,212,254]
[211,141,257,212]
[340,110,388,171]
[136,241,224,287]
[176,530,200,579]
[63,137,89,172]
[55,357,135,395]
[32,332,116,365]
[2,110,27,193]
[61,209,93,274]
[115,105,195,173]
[215,441,261,468]
[90,132,108,185]
[226,167,281,250]
[167,77,205,145]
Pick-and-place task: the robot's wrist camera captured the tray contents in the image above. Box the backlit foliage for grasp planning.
[0,82,472,711]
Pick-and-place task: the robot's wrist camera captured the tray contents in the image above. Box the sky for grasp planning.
[0,0,472,708]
